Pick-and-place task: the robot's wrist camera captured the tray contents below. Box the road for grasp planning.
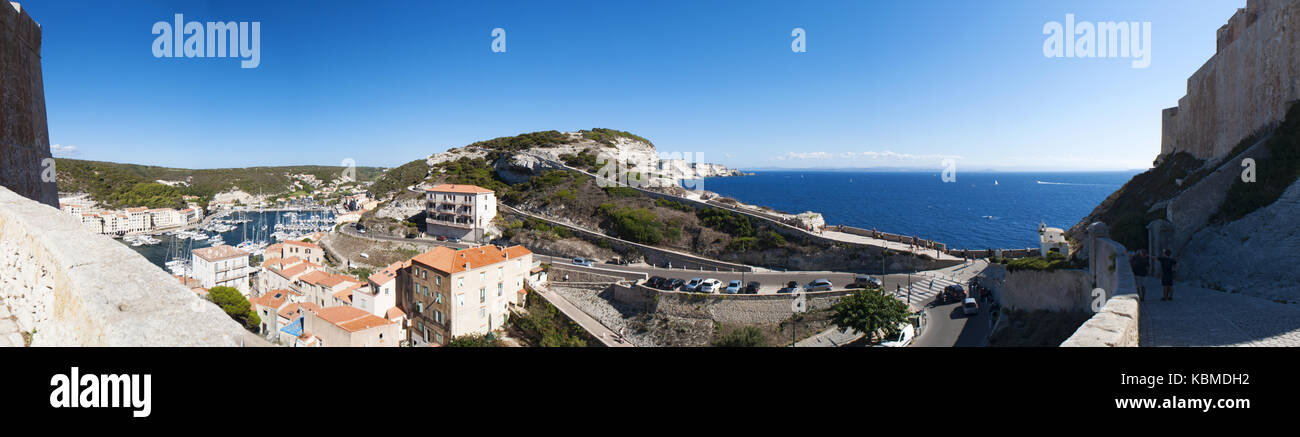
[337,223,993,347]
[909,260,993,347]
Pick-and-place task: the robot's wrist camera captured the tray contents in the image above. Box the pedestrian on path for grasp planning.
[1157,249,1177,301]
[1130,249,1150,302]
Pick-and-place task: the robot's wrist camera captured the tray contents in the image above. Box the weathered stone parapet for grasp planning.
[1160,0,1300,161]
[0,186,266,346]
[0,2,58,207]
[1062,238,1139,347]
[1060,295,1139,347]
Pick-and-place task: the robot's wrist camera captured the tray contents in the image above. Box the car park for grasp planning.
[806,279,833,291]
[875,322,915,347]
[724,280,742,294]
[699,279,723,293]
[778,281,799,293]
[962,298,979,315]
[684,278,704,292]
[744,282,761,294]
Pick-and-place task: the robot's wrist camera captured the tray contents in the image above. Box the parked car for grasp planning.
[435,235,447,241]
[744,282,761,294]
[646,276,665,288]
[806,279,833,291]
[848,274,883,289]
[962,298,979,315]
[699,279,723,293]
[572,257,593,267]
[724,280,742,294]
[778,281,799,294]
[684,278,704,292]
[876,322,915,347]
[663,278,685,290]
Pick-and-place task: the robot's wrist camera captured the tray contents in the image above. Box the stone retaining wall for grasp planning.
[0,186,265,346]
[611,284,851,325]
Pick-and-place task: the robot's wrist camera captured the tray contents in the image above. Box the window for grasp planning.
[480,288,486,303]
[479,272,486,282]
[457,278,463,289]
[435,276,442,286]
[435,292,443,304]
[457,294,464,306]
[479,308,485,319]
[498,282,503,296]
[434,310,443,324]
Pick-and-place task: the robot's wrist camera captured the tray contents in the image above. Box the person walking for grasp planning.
[1129,249,1150,302]
[1157,249,1177,301]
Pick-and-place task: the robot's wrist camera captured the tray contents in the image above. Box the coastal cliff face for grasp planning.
[426,131,744,187]
[0,2,58,207]
[1161,0,1300,161]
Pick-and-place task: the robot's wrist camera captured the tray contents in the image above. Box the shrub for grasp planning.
[713,326,767,347]
[208,286,260,331]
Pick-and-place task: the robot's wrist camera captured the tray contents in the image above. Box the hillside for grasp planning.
[55,158,384,209]
[1070,100,1300,300]
[361,129,932,272]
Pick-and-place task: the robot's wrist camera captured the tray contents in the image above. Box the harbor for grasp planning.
[116,209,338,275]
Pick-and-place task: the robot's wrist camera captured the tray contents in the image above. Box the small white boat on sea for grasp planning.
[191,233,209,241]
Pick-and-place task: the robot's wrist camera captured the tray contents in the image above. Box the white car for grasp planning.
[699,279,723,293]
[684,278,704,292]
[723,280,742,294]
[876,323,915,347]
[806,279,833,291]
[962,298,979,315]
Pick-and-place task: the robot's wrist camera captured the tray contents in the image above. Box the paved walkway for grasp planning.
[0,302,26,347]
[821,229,963,261]
[530,283,635,347]
[1140,279,1300,347]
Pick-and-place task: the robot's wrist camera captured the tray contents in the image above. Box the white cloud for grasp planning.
[50,144,79,157]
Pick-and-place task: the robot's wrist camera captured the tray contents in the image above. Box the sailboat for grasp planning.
[994,179,999,186]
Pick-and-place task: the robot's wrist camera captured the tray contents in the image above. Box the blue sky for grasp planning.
[29,0,1243,170]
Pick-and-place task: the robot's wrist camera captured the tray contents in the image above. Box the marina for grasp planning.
[117,209,337,273]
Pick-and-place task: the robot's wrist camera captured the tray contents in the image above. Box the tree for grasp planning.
[713,326,768,347]
[447,333,504,347]
[831,289,910,343]
[208,286,260,331]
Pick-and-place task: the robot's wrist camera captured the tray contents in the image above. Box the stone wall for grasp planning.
[0,186,266,346]
[1161,0,1300,161]
[0,2,58,207]
[1000,269,1092,312]
[1061,238,1140,347]
[611,284,852,325]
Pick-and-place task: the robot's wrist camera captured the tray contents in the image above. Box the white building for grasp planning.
[192,245,251,295]
[424,184,497,242]
[1038,221,1069,256]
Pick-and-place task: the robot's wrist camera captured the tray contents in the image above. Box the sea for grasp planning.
[695,171,1140,250]
[118,210,335,271]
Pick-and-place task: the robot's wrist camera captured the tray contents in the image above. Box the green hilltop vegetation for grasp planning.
[368,128,653,198]
[55,158,384,209]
